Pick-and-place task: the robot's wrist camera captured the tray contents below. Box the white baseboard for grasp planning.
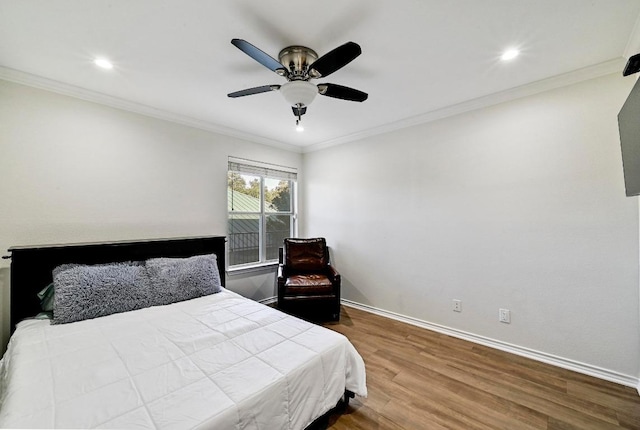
[259,295,638,390]
[341,299,640,390]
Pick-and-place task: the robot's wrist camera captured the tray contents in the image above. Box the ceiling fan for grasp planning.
[228,38,368,128]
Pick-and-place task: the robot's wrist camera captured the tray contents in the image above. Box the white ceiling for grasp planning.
[1,0,639,152]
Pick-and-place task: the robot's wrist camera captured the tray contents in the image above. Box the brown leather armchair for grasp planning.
[277,238,341,321]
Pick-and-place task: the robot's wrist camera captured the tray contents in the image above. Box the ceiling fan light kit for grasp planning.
[280,81,318,108]
[228,38,368,128]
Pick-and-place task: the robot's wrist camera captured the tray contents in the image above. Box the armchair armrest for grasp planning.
[327,265,341,286]
[326,264,341,284]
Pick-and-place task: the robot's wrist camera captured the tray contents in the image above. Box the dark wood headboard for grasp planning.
[7,236,226,330]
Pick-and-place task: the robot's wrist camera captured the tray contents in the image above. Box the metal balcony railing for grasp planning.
[228,230,290,266]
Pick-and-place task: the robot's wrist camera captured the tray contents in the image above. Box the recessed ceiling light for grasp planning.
[501,49,519,61]
[94,58,114,70]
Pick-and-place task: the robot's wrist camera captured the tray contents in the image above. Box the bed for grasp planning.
[0,236,367,429]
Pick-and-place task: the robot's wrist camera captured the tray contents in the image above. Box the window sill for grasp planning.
[227,262,279,276]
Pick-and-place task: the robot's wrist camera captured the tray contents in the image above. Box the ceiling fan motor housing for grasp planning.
[278,46,318,80]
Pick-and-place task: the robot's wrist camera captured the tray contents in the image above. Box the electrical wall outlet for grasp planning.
[453,299,462,312]
[499,308,511,323]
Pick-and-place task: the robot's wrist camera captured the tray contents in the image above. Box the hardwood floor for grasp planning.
[321,306,640,430]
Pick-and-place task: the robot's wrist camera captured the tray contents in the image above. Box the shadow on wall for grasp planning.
[0,266,9,355]
[340,277,371,306]
[326,246,370,307]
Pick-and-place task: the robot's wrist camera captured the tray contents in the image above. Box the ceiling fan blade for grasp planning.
[228,85,280,98]
[231,39,287,75]
[318,83,368,102]
[309,42,362,78]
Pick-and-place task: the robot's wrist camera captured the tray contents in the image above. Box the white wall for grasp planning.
[0,79,301,348]
[2,72,639,385]
[302,73,640,382]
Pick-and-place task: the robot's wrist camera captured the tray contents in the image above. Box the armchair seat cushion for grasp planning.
[284,274,333,295]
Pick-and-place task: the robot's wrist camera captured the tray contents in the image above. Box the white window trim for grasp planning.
[227,157,298,271]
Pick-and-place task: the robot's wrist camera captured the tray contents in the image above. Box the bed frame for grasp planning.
[6,236,226,331]
[4,235,355,428]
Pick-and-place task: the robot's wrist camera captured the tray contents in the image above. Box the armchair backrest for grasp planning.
[284,238,329,272]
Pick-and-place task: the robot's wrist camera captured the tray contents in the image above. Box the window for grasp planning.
[227,158,297,268]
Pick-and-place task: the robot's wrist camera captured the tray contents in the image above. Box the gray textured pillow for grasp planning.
[146,254,221,307]
[52,262,150,324]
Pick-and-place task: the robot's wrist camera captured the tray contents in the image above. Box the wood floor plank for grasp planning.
[391,370,547,430]
[321,306,640,429]
[421,350,621,425]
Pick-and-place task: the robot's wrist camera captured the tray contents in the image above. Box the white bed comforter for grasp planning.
[0,289,366,429]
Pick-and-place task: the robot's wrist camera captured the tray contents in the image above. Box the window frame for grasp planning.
[227,158,297,272]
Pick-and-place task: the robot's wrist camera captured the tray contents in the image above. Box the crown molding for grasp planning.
[624,11,640,59]
[0,66,303,154]
[0,59,625,156]
[303,58,626,153]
